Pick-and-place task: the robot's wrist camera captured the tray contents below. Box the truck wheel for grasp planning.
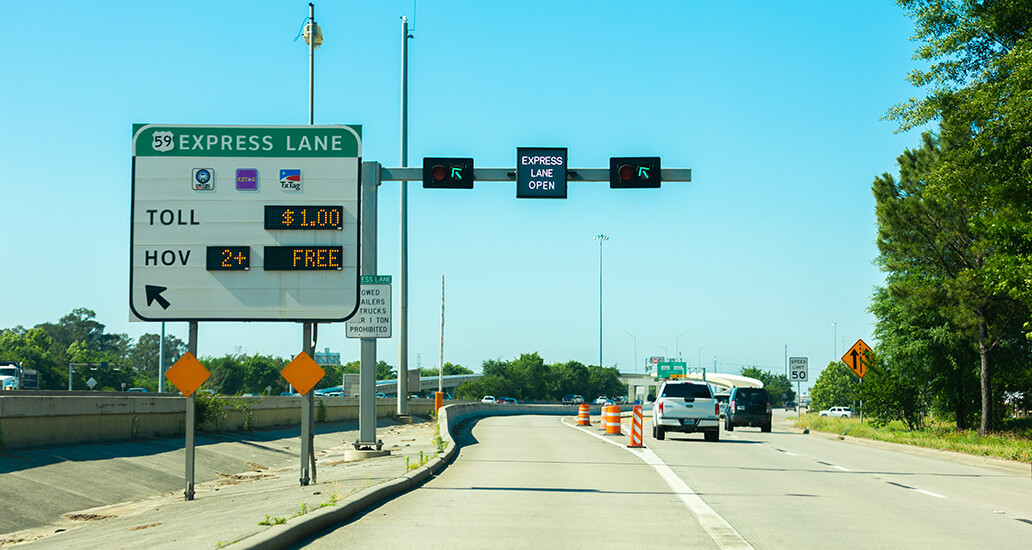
[656,426,665,440]
[761,421,772,433]
[705,430,719,442]
[725,418,734,432]
[652,425,657,439]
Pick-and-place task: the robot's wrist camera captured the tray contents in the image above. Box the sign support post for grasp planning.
[185,321,198,501]
[357,162,382,450]
[300,323,313,486]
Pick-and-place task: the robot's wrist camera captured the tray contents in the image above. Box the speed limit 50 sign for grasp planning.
[789,357,808,382]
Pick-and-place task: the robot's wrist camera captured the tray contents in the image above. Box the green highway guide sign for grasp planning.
[130,124,362,322]
[657,361,687,378]
[133,124,361,157]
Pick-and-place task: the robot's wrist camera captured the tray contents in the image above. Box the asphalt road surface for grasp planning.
[299,412,1032,549]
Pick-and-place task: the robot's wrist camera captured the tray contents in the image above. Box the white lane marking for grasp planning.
[833,465,851,472]
[914,489,946,499]
[783,451,798,456]
[562,418,753,550]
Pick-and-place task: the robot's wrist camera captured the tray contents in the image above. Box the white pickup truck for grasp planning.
[650,381,720,442]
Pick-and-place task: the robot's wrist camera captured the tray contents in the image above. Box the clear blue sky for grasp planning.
[0,1,925,392]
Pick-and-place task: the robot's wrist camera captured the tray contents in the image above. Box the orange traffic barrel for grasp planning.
[605,405,622,435]
[577,404,590,425]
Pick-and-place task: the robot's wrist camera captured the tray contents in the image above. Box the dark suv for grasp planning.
[724,387,772,432]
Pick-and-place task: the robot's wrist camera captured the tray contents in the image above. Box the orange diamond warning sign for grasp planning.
[165,352,211,397]
[280,351,325,396]
[841,339,872,379]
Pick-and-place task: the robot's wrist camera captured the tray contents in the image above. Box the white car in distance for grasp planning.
[481,396,497,404]
[819,406,853,418]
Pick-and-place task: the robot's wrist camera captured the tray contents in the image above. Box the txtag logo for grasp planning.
[279,169,302,192]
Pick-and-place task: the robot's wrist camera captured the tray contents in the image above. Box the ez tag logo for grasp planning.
[152,131,174,152]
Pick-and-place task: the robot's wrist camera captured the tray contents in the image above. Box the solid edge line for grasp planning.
[561,418,753,550]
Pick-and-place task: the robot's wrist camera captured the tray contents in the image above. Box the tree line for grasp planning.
[0,308,475,394]
[455,352,626,402]
[855,1,1032,435]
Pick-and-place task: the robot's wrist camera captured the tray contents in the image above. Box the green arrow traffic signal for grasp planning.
[422,157,474,189]
[610,157,661,188]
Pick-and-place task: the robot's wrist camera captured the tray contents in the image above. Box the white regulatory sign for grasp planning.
[789,357,808,382]
[346,282,392,338]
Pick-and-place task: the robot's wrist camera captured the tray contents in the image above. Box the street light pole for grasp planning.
[625,332,637,374]
[397,16,413,414]
[594,234,608,368]
[831,322,839,363]
[675,330,690,360]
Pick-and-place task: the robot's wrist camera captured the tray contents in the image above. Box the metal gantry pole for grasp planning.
[358,162,381,449]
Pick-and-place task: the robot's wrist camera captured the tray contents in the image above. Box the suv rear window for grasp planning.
[733,388,769,404]
[660,383,712,399]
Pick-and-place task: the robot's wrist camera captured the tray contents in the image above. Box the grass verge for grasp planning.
[792,413,1032,463]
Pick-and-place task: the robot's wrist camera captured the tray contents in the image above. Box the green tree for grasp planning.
[887,1,1032,434]
[125,333,187,385]
[205,354,246,395]
[810,362,859,413]
[869,282,979,428]
[418,362,473,378]
[549,360,591,398]
[241,354,287,395]
[0,327,63,389]
[739,367,795,407]
[857,353,928,431]
[36,308,129,365]
[873,126,1030,434]
[456,374,511,400]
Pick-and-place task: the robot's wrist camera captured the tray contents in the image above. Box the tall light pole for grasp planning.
[625,332,637,374]
[697,345,709,368]
[675,330,690,360]
[397,16,413,414]
[300,2,322,487]
[594,234,608,368]
[831,322,839,363]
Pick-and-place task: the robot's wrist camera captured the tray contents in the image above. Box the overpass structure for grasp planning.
[618,372,763,401]
[376,374,481,396]
[319,374,482,397]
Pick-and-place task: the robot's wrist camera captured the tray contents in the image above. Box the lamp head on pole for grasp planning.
[304,21,323,49]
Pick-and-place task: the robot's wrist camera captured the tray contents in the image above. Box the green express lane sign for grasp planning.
[130,124,362,322]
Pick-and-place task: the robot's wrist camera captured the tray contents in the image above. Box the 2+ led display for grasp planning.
[206,246,250,271]
[264,246,343,271]
[265,205,343,230]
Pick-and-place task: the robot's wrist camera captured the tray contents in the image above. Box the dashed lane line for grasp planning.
[562,418,753,550]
